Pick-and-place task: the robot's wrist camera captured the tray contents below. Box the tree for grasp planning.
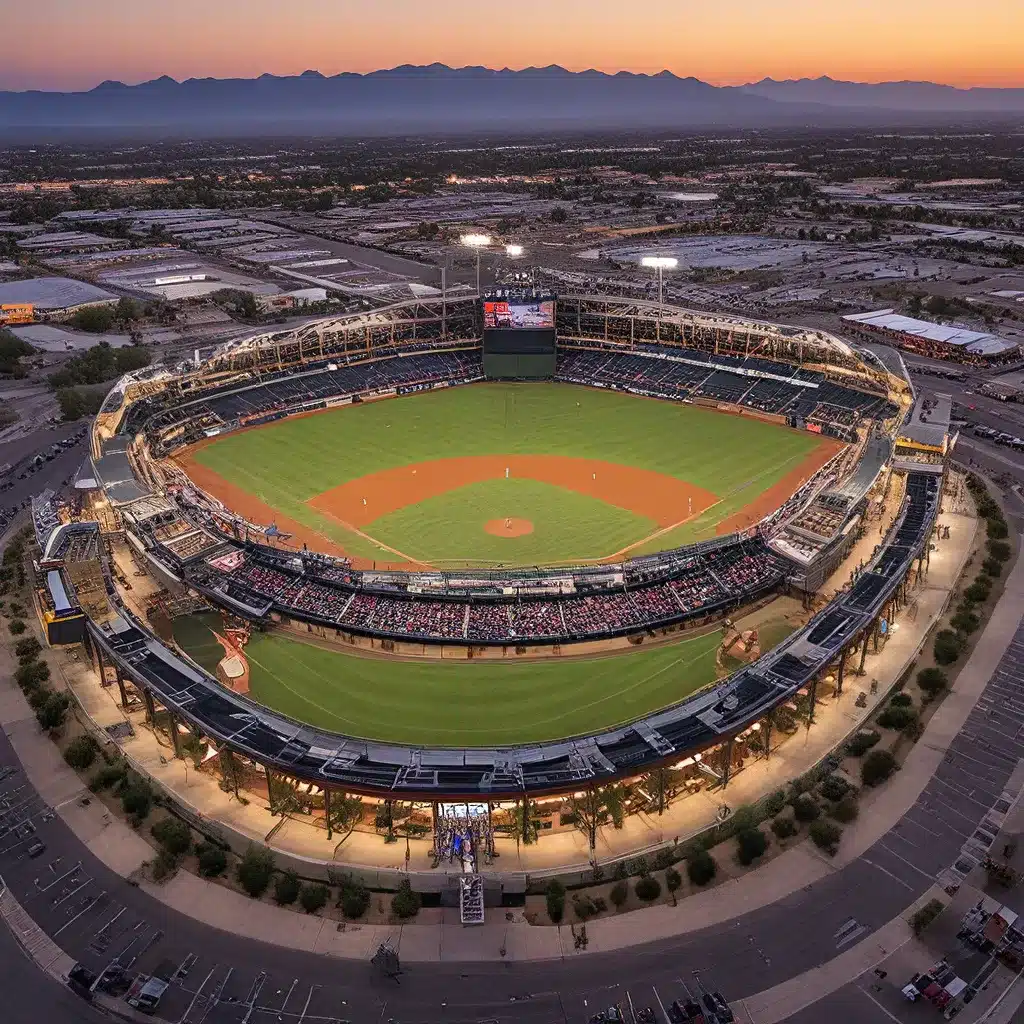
[150,817,192,858]
[644,767,672,815]
[273,871,301,905]
[236,845,275,898]
[686,849,717,887]
[792,795,821,822]
[391,879,421,919]
[268,774,311,817]
[115,297,142,323]
[299,882,329,914]
[665,867,682,904]
[120,774,153,821]
[0,329,33,376]
[983,558,1004,577]
[569,789,602,859]
[8,619,26,635]
[14,637,41,662]
[635,874,662,902]
[326,791,363,839]
[69,305,115,334]
[602,784,628,830]
[64,734,99,771]
[609,880,629,911]
[846,729,880,756]
[861,749,897,787]
[15,659,50,690]
[878,705,917,730]
[910,898,944,936]
[549,206,568,223]
[988,540,1011,563]
[830,796,859,823]
[771,816,798,839]
[951,609,980,635]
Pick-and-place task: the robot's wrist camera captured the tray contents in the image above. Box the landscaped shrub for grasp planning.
[7,619,26,635]
[300,883,330,915]
[964,579,992,603]
[910,898,944,935]
[635,874,662,902]
[151,848,177,882]
[819,774,851,802]
[771,816,798,839]
[982,558,1004,578]
[572,893,599,920]
[120,774,153,822]
[987,519,1009,541]
[916,667,948,697]
[861,749,897,787]
[236,845,275,898]
[196,842,227,878]
[92,760,128,791]
[878,705,917,730]
[686,849,717,887]
[545,879,566,922]
[14,637,41,662]
[736,828,768,866]
[15,660,49,690]
[934,629,966,665]
[846,730,881,756]
[36,691,71,731]
[653,846,676,870]
[150,817,192,858]
[830,796,859,823]
[273,871,301,905]
[764,789,787,816]
[64,734,99,771]
[339,878,370,918]
[730,805,757,832]
[391,879,421,919]
[665,867,682,901]
[792,795,821,823]
[988,540,1011,562]
[951,609,981,635]
[809,820,843,856]
[889,692,913,708]
[609,880,629,910]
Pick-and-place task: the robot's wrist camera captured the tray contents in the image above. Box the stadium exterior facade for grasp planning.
[47,294,944,819]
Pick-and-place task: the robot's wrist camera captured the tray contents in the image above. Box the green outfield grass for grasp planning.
[192,382,823,564]
[234,628,722,745]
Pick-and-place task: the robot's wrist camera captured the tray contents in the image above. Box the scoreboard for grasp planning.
[482,294,556,379]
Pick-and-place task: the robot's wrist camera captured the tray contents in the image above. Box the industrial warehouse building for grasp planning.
[843,308,1018,363]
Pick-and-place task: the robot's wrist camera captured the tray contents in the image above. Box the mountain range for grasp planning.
[2,66,1022,137]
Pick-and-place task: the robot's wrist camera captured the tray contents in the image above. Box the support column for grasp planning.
[115,666,129,709]
[806,676,819,729]
[721,738,734,788]
[837,652,846,696]
[168,712,182,758]
[762,715,773,760]
[218,747,238,796]
[265,765,277,814]
[857,629,871,675]
[142,687,156,724]
[324,786,333,841]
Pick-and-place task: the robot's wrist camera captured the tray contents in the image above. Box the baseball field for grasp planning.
[178,382,840,568]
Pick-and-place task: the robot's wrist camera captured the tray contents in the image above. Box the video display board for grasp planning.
[483,299,555,331]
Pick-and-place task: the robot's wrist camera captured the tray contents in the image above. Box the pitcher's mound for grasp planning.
[485,518,534,538]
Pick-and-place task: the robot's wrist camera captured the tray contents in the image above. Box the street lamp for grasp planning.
[640,255,679,306]
[460,233,492,295]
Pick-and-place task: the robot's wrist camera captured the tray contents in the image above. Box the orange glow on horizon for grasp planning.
[3,0,1023,92]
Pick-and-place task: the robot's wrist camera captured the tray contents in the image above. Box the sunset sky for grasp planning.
[3,0,1023,92]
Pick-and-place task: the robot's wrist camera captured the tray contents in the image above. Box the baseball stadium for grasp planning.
[32,289,952,890]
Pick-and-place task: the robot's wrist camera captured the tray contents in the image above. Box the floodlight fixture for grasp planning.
[505,244,524,258]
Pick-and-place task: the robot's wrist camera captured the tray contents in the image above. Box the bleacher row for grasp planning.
[556,344,895,423]
[188,540,785,643]
[141,341,893,456]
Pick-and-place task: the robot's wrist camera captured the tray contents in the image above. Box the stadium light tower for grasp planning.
[461,233,492,296]
[640,255,679,307]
